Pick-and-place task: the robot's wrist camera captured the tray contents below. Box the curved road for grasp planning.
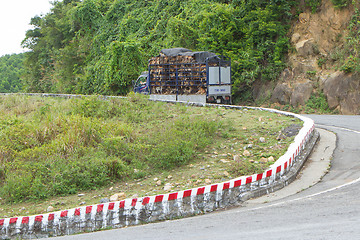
[52,115,360,240]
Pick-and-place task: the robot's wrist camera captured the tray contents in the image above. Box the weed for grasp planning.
[306,71,317,78]
[317,57,327,68]
[335,33,343,42]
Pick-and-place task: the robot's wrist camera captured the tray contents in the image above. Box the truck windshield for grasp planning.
[135,76,146,86]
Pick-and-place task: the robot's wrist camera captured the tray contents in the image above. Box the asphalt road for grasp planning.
[51,115,360,240]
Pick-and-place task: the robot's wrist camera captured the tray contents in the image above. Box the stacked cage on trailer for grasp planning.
[148,48,231,103]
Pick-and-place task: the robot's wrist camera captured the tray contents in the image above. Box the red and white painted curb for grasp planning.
[0,99,315,237]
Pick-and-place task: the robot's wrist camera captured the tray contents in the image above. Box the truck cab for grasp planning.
[133,71,149,94]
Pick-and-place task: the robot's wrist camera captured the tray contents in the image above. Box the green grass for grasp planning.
[0,94,301,217]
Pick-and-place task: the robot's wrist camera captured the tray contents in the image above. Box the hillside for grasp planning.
[21,0,295,100]
[3,0,356,114]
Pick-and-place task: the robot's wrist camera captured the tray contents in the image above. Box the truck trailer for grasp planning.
[133,48,232,104]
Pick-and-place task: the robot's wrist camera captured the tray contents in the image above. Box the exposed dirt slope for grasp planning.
[262,0,360,114]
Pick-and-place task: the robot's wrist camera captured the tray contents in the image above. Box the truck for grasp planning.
[133,48,232,104]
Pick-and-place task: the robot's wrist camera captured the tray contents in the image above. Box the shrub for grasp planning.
[305,91,332,113]
[147,140,194,170]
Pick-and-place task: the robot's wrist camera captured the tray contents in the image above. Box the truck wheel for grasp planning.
[219,97,228,104]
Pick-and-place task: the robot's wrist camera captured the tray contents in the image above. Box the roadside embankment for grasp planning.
[0,95,317,239]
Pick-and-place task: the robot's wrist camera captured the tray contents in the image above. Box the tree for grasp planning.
[0,54,25,93]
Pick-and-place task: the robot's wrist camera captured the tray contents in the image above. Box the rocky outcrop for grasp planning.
[295,39,317,57]
[271,79,314,107]
[252,80,276,103]
[290,81,313,106]
[293,1,353,55]
[271,83,292,105]
[269,0,359,114]
[323,72,360,114]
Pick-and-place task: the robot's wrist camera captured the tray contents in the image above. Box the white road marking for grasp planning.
[238,176,360,213]
[316,124,360,134]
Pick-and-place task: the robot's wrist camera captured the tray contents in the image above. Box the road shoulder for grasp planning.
[246,128,336,204]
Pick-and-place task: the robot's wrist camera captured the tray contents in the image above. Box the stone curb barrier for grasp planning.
[0,94,317,239]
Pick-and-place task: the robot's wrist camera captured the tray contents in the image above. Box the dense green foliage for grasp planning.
[0,54,24,93]
[22,0,297,101]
